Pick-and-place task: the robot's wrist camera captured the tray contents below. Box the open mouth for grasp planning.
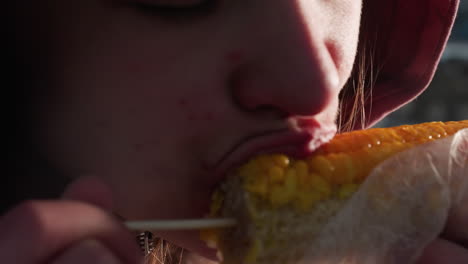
[208,125,337,182]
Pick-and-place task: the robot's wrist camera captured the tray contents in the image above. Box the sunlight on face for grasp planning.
[19,0,362,258]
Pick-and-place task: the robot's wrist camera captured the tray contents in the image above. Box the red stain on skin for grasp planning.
[226,50,243,65]
[178,98,188,106]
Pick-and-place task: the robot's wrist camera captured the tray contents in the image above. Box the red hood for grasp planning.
[352,0,459,128]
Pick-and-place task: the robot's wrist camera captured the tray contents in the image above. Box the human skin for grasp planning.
[17,0,361,257]
[6,0,467,263]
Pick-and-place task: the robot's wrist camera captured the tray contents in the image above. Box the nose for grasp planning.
[230,1,341,117]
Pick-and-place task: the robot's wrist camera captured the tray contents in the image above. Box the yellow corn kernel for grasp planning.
[317,121,467,154]
[284,171,298,196]
[245,179,268,197]
[308,173,332,198]
[271,154,290,168]
[338,183,359,199]
[238,161,262,179]
[238,121,468,209]
[269,185,290,207]
[245,238,261,264]
[210,190,224,215]
[294,191,323,212]
[269,171,298,207]
[307,155,335,182]
[268,166,284,183]
[256,156,275,171]
[293,161,309,181]
[325,153,356,185]
[202,121,468,264]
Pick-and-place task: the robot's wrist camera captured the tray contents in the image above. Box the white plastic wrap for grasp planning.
[298,129,468,264]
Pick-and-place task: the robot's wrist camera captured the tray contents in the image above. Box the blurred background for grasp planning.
[376,1,468,127]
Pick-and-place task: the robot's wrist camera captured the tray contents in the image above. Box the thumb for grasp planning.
[61,176,115,211]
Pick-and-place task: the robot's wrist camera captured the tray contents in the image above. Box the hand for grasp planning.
[416,129,468,263]
[0,177,142,264]
[326,128,468,264]
[416,196,468,263]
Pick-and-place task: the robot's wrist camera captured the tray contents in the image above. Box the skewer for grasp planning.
[125,218,237,231]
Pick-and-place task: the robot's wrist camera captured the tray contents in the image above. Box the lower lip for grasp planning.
[209,131,331,181]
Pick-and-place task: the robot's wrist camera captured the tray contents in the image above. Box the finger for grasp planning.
[51,239,121,264]
[61,176,115,211]
[416,238,468,264]
[0,201,142,264]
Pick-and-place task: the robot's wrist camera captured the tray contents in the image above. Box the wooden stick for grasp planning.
[125,218,237,231]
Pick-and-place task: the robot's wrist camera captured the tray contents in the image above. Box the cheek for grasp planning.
[177,98,217,122]
[96,52,221,124]
[326,0,362,85]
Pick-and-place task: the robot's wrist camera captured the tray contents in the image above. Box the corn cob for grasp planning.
[200,120,468,264]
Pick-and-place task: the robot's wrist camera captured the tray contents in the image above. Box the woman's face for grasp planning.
[21,0,362,258]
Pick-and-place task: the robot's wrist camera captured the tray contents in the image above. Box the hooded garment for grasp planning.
[355,0,460,128]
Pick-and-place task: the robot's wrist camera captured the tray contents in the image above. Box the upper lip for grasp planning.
[207,123,337,180]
